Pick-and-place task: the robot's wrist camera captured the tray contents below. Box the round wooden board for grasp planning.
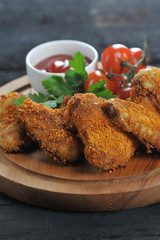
[1,75,160,212]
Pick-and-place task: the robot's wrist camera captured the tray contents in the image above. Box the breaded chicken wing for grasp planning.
[130,95,159,115]
[63,93,138,171]
[17,99,82,164]
[131,67,160,112]
[102,98,160,152]
[0,92,32,152]
[0,92,19,120]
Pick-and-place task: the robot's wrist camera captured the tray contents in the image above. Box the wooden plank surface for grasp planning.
[1,75,160,212]
[1,147,160,212]
[0,75,30,95]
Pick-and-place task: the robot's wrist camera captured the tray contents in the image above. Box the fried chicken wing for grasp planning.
[0,92,19,120]
[102,98,160,152]
[17,99,82,164]
[0,92,32,152]
[129,95,160,115]
[131,67,160,112]
[63,93,138,171]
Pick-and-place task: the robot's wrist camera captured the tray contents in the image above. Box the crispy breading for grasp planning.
[17,99,82,164]
[63,93,138,171]
[129,94,160,115]
[0,92,19,120]
[0,92,32,152]
[131,67,160,112]
[102,98,160,152]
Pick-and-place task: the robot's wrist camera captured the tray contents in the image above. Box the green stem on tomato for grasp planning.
[106,46,149,88]
[105,38,150,89]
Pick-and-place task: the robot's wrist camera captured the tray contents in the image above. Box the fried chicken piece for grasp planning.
[131,67,160,112]
[63,93,138,171]
[17,99,82,164]
[0,92,19,120]
[102,98,160,152]
[130,94,160,115]
[0,92,32,152]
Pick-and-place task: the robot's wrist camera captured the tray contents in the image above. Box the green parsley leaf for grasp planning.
[88,80,116,99]
[55,95,65,104]
[88,80,106,93]
[65,70,81,88]
[12,96,27,107]
[42,75,73,97]
[94,88,116,99]
[69,52,85,73]
[42,100,59,108]
[69,52,88,83]
[28,92,46,103]
[28,93,64,108]
[65,70,85,93]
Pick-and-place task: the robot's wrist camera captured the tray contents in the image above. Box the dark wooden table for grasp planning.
[1,0,160,239]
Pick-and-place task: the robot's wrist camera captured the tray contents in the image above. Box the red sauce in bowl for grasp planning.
[35,54,92,73]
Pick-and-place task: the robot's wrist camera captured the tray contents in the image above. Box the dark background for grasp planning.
[1,0,160,239]
[1,0,160,86]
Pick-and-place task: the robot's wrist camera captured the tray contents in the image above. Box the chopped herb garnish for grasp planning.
[13,52,115,108]
[42,75,73,97]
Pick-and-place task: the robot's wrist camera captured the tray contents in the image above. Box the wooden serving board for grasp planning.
[1,75,160,212]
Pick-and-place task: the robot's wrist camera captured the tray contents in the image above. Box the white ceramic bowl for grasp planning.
[26,40,99,93]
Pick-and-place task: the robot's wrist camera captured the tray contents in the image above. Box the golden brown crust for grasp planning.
[0,92,32,152]
[131,67,160,112]
[0,92,19,120]
[102,98,160,152]
[17,99,82,164]
[64,93,138,171]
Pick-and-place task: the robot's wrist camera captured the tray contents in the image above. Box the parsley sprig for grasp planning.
[88,80,115,99]
[13,52,115,108]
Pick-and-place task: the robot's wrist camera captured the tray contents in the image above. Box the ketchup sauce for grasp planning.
[35,54,91,73]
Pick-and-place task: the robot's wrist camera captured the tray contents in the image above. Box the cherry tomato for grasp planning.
[101,44,134,75]
[130,47,147,72]
[116,87,131,100]
[101,44,134,94]
[115,83,131,100]
[84,70,115,93]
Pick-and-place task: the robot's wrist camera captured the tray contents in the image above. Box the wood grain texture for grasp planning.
[1,76,160,211]
[1,146,160,212]
[0,75,30,95]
